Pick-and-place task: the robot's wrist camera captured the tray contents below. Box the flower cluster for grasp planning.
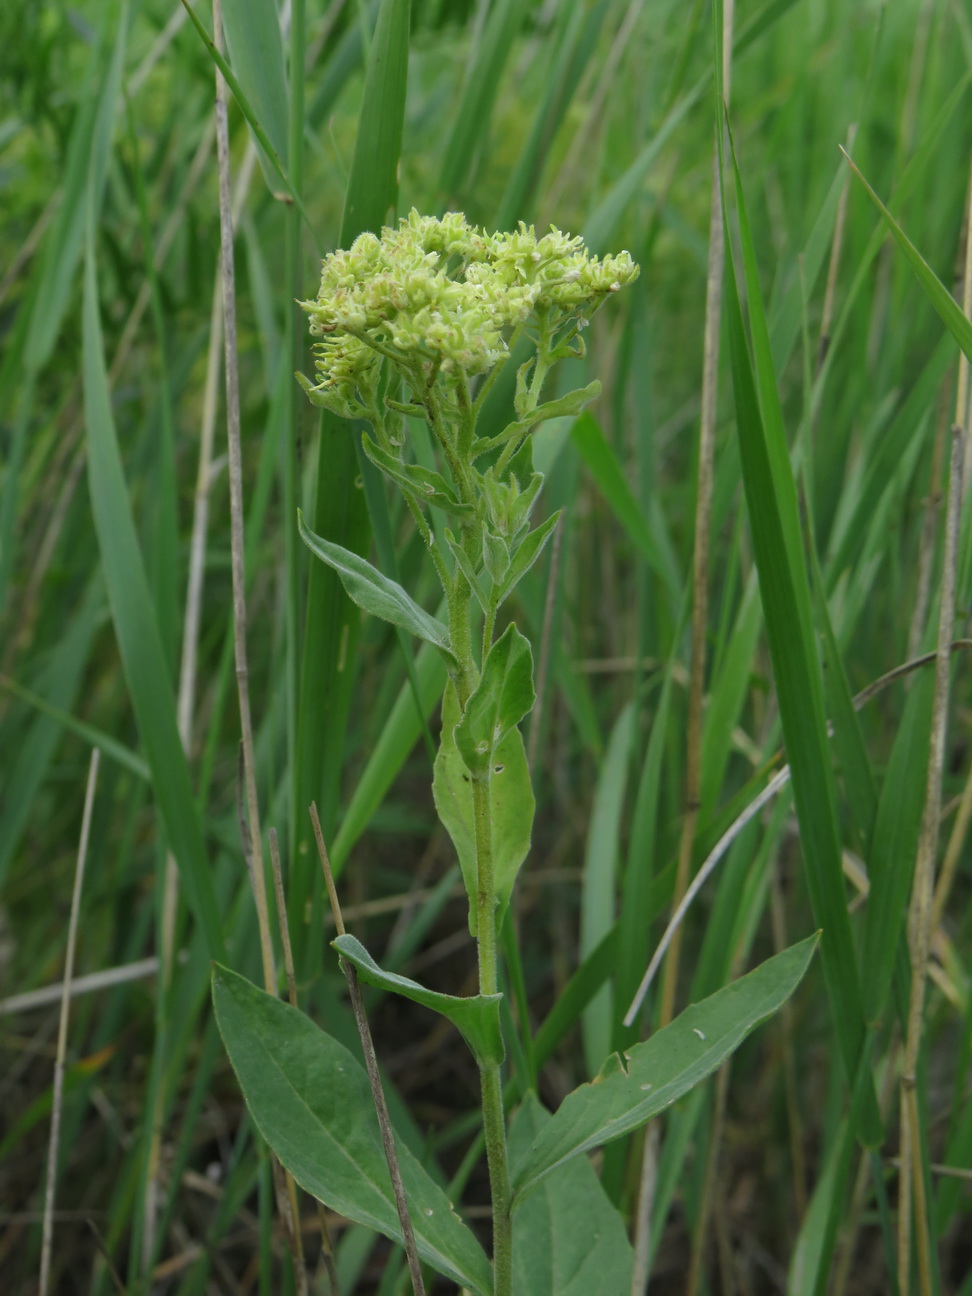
[299,210,639,412]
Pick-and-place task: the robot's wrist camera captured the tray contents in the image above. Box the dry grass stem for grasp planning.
[309,803,426,1296]
[212,0,276,997]
[39,748,100,1296]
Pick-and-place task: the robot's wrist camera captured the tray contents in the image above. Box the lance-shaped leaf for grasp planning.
[433,681,534,935]
[454,624,535,775]
[498,510,561,607]
[298,510,455,661]
[212,965,493,1296]
[333,934,504,1067]
[511,935,818,1204]
[361,433,474,518]
[473,381,602,458]
[444,527,490,613]
[510,1094,633,1294]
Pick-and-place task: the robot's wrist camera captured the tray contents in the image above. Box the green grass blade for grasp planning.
[722,127,880,1143]
[293,0,410,940]
[83,226,226,964]
[329,643,447,875]
[222,0,289,184]
[438,0,523,205]
[580,702,634,1076]
[0,666,150,786]
[571,411,681,611]
[494,0,608,230]
[340,0,410,240]
[843,151,972,365]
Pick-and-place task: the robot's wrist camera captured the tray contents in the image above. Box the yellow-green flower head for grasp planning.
[299,211,639,404]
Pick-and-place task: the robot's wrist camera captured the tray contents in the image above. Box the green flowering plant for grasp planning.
[212,212,818,1296]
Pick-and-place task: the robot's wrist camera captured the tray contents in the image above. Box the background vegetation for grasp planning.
[1,0,971,1292]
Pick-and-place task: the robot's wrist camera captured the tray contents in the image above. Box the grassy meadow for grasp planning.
[2,0,972,1292]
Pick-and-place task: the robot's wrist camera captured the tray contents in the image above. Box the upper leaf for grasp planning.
[212,964,493,1296]
[433,681,535,935]
[511,935,819,1204]
[333,934,504,1067]
[454,624,535,776]
[298,510,455,662]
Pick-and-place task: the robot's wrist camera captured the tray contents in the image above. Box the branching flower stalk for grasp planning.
[297,211,638,1294]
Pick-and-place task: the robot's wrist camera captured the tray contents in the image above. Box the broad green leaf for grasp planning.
[361,433,474,517]
[454,624,535,775]
[222,0,289,189]
[511,935,818,1203]
[298,511,454,662]
[333,935,504,1067]
[211,965,492,1296]
[433,681,534,935]
[498,510,562,607]
[509,1094,633,1293]
[84,203,226,965]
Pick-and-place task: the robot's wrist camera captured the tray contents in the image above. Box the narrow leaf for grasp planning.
[84,226,226,963]
[843,152,972,365]
[498,510,561,606]
[212,965,492,1296]
[298,510,454,661]
[511,935,819,1202]
[571,411,680,608]
[333,935,504,1067]
[222,0,289,185]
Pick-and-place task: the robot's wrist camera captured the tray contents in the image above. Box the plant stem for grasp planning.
[472,770,513,1296]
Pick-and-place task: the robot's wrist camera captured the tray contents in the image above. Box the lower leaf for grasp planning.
[511,934,819,1204]
[212,964,493,1296]
[510,1093,633,1295]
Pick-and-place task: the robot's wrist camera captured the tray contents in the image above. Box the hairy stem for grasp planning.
[472,770,513,1296]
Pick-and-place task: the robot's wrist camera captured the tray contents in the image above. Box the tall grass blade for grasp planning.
[293,0,411,944]
[83,227,226,963]
[222,0,289,184]
[722,126,880,1143]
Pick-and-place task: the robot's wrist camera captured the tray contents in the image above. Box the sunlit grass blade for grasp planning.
[222,0,289,183]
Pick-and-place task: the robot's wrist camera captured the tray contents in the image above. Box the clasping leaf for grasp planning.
[333,934,504,1067]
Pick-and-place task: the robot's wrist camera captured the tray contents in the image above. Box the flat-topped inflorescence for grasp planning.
[298,210,639,416]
